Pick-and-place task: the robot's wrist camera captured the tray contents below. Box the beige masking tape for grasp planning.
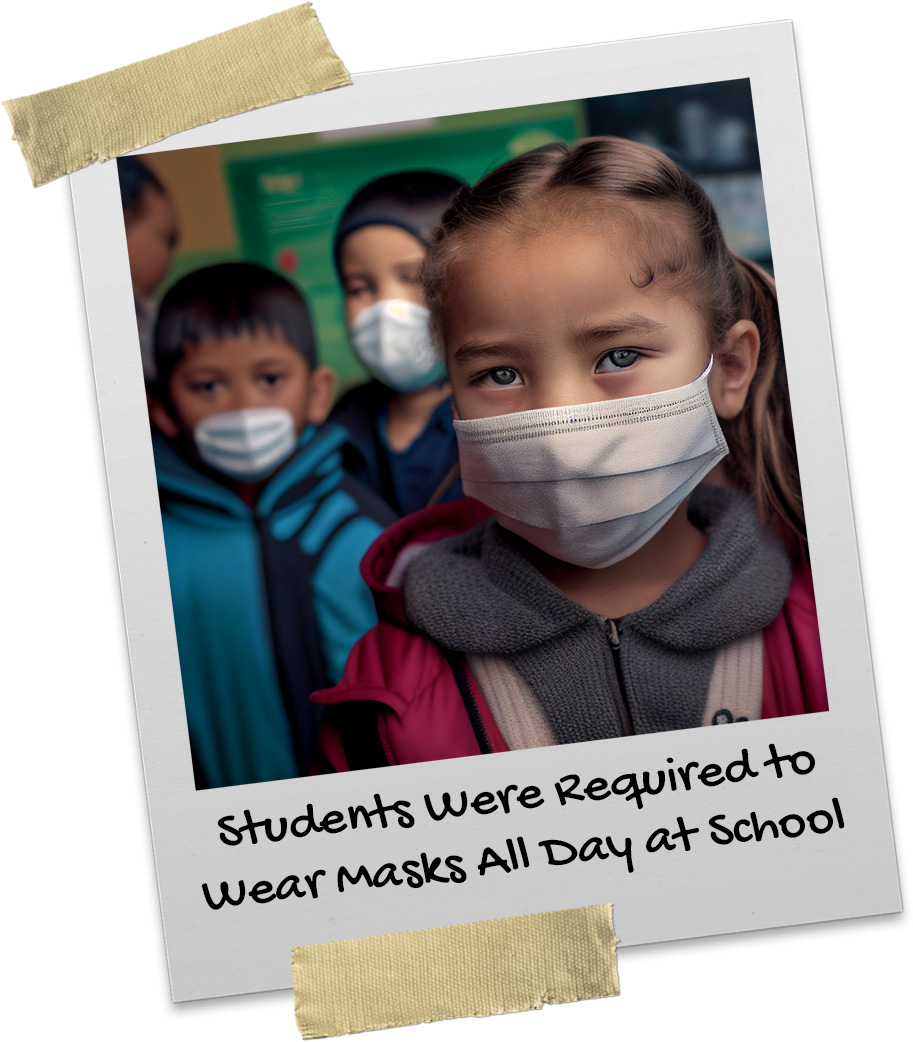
[292,903,619,1038]
[3,4,350,187]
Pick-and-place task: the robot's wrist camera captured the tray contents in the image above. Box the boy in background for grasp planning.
[149,262,395,789]
[118,156,178,383]
[331,171,464,515]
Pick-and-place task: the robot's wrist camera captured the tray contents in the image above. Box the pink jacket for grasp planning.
[310,498,828,772]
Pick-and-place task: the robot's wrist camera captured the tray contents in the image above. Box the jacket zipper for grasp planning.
[444,651,493,754]
[604,618,634,737]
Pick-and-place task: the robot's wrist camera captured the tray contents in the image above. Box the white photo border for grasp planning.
[69,20,900,1002]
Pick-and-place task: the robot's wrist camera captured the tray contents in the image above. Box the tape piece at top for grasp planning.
[3,3,350,187]
[292,903,619,1038]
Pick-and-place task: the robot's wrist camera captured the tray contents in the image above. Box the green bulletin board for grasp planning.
[222,103,583,392]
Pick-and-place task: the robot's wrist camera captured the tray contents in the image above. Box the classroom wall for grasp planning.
[142,146,241,287]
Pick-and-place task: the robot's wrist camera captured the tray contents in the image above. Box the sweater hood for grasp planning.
[402,485,793,656]
[359,496,493,625]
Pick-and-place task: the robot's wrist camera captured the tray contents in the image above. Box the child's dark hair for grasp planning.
[117,156,167,220]
[153,262,318,395]
[333,170,464,278]
[423,136,804,548]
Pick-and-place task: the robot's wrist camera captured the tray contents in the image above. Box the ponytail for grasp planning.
[717,255,805,551]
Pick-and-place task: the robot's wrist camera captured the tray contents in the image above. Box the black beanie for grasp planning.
[332,170,464,279]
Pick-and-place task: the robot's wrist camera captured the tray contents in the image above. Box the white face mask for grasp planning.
[349,299,446,392]
[453,359,728,569]
[193,408,298,482]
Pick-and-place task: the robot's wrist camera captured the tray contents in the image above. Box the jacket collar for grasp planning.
[401,486,792,655]
[154,422,350,520]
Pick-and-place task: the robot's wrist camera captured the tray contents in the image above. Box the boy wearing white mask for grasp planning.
[331,171,465,516]
[310,139,828,772]
[148,262,395,789]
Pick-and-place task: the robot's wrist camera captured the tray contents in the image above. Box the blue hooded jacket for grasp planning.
[331,380,464,516]
[153,422,395,789]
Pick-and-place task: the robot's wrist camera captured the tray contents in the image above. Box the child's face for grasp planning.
[125,187,178,297]
[443,222,716,421]
[162,328,334,436]
[340,225,426,326]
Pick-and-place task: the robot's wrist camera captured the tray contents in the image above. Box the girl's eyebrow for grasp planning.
[452,339,536,367]
[453,314,667,366]
[577,314,666,344]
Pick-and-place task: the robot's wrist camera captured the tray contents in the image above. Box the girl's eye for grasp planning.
[190,379,220,396]
[259,372,285,388]
[596,349,639,372]
[481,367,521,387]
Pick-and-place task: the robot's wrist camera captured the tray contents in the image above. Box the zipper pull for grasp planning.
[604,617,620,648]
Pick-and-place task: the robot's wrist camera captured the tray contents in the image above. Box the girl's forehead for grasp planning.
[448,193,684,270]
[446,220,644,302]
[438,220,708,349]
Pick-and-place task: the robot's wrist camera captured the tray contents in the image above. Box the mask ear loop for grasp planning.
[426,462,461,507]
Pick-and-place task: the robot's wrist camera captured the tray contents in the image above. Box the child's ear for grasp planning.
[148,394,180,438]
[710,320,761,420]
[306,364,336,424]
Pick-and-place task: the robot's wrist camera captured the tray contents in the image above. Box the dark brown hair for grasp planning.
[422,137,804,548]
[117,156,167,220]
[153,262,318,397]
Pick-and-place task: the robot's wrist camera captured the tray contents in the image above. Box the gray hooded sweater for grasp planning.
[403,485,792,743]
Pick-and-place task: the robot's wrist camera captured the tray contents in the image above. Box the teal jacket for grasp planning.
[154,423,395,789]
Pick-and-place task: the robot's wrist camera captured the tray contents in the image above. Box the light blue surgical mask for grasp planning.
[349,299,446,392]
[193,407,297,481]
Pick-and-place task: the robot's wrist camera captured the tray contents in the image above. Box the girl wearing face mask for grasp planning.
[309,138,827,772]
[330,171,465,516]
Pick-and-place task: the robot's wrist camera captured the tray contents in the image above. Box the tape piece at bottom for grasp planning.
[3,3,350,186]
[292,903,619,1038]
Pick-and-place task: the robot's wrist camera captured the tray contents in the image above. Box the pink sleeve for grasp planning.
[309,622,507,768]
[762,555,829,718]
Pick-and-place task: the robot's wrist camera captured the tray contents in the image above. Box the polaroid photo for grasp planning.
[68,20,900,1001]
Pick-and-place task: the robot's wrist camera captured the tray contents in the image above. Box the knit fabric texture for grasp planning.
[466,653,557,749]
[701,631,765,725]
[403,485,792,742]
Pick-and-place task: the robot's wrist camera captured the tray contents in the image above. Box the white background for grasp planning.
[0,2,907,1040]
